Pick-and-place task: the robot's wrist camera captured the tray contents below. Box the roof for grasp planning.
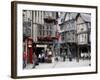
[79,13,91,22]
[70,13,78,19]
[59,13,91,28]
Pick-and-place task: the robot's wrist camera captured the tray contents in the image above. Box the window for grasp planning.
[68,32,70,35]
[35,11,37,22]
[67,38,70,41]
[61,19,64,23]
[39,25,42,30]
[40,31,42,36]
[61,33,65,41]
[47,31,48,35]
[60,25,64,30]
[50,24,52,30]
[73,38,74,40]
[46,24,49,30]
[42,26,44,30]
[43,30,45,35]
[72,31,74,35]
[81,28,84,31]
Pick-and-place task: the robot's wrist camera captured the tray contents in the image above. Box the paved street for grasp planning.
[25,58,91,69]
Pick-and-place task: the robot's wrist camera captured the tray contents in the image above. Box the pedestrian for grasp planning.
[32,52,37,68]
[68,48,72,61]
[62,50,66,61]
[44,50,48,63]
[47,49,52,63]
[81,52,85,60]
[23,51,27,68]
[32,42,39,67]
[38,54,42,62]
[41,50,45,63]
[55,52,59,62]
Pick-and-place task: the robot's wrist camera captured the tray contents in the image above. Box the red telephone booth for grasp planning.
[27,37,33,64]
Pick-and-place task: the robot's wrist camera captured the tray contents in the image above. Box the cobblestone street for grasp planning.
[25,57,91,69]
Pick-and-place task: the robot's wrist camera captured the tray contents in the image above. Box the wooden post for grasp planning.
[76,46,79,62]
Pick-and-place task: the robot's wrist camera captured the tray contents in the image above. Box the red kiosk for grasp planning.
[27,37,33,64]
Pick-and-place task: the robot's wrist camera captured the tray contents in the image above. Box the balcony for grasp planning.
[44,16,57,24]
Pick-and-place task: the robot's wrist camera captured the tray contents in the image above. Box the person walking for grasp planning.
[62,50,66,62]
[68,48,72,61]
[32,42,38,68]
[41,50,45,63]
[23,51,27,68]
[47,49,53,63]
[32,52,37,68]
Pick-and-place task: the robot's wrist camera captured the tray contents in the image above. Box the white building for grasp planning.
[76,13,91,58]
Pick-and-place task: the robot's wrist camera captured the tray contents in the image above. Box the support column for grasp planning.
[76,45,79,62]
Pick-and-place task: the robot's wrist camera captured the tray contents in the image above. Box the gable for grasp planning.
[76,15,84,24]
